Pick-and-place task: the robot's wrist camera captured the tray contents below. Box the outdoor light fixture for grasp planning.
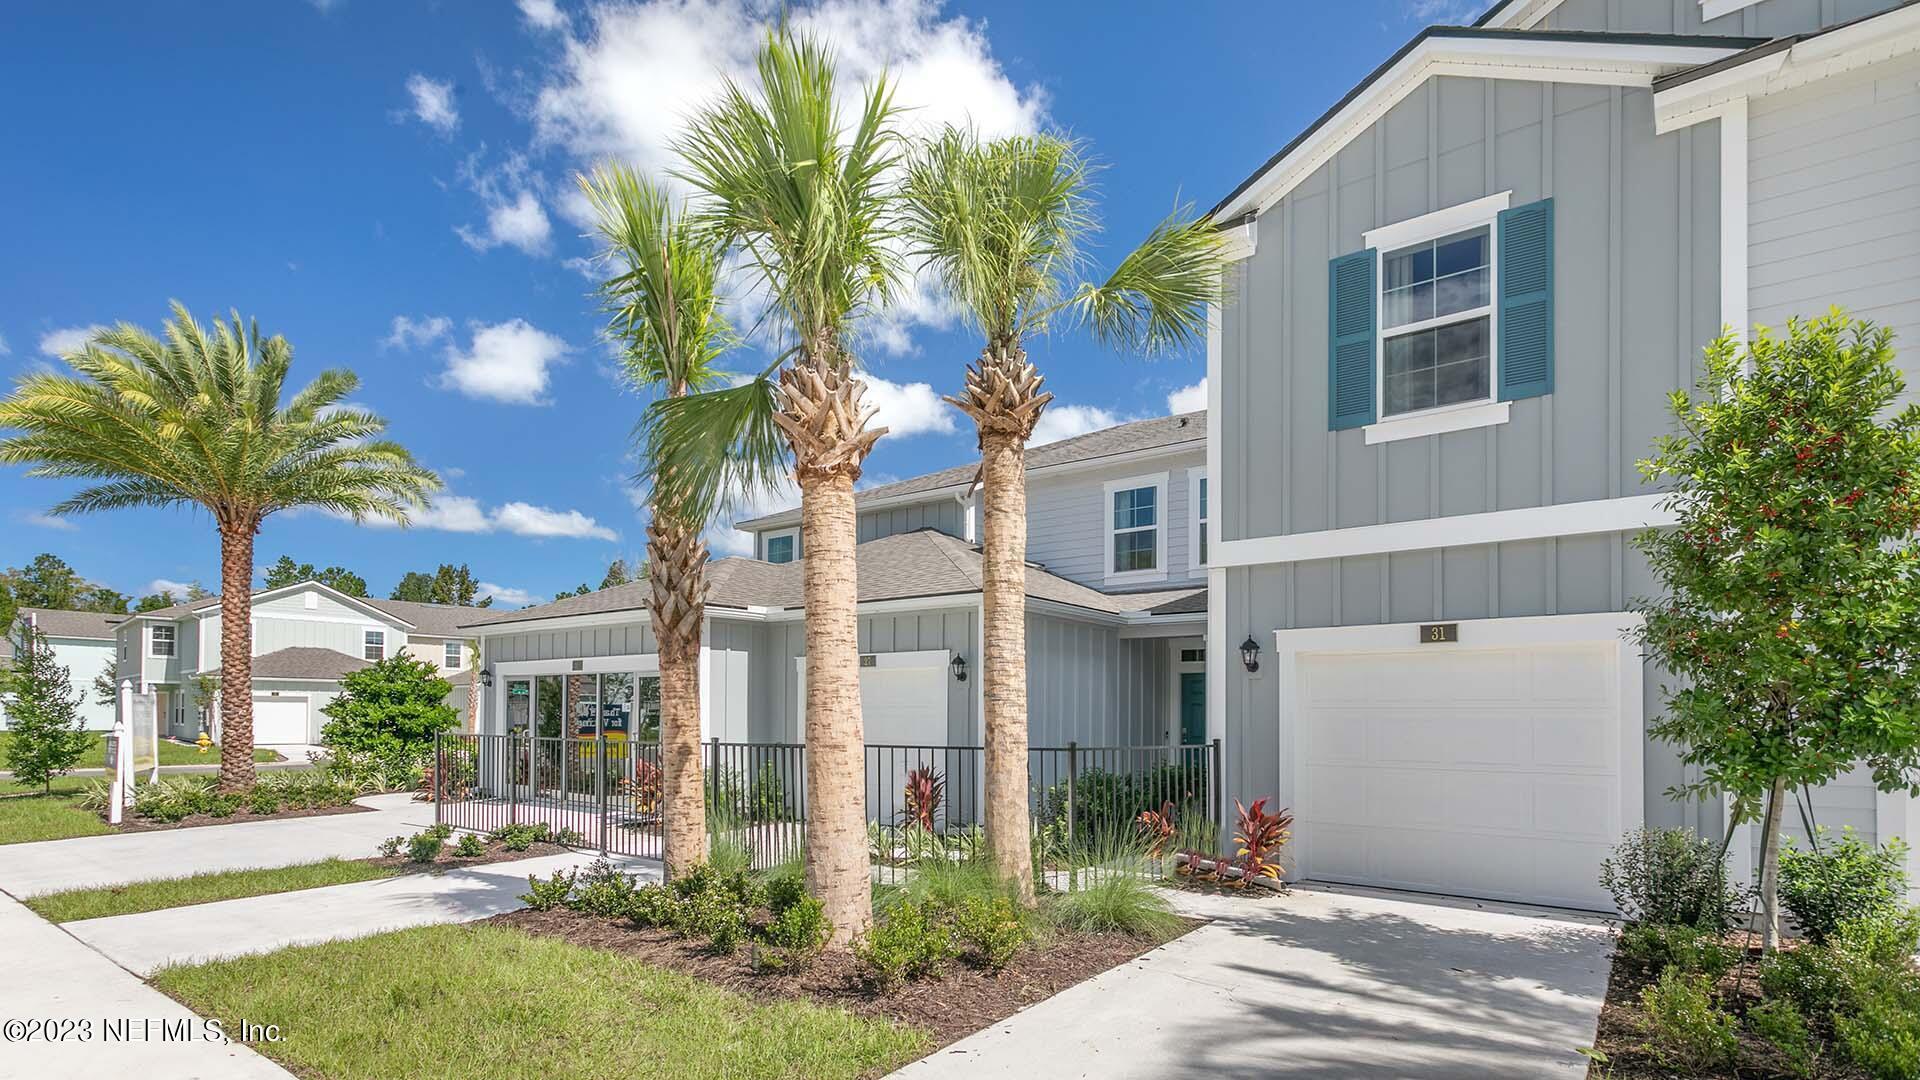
[480,667,495,689]
[1239,636,1261,674]
[950,654,968,683]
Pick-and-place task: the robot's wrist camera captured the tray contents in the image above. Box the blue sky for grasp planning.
[0,0,1469,607]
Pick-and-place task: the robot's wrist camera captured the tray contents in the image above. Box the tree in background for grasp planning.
[1635,312,1920,950]
[658,31,901,941]
[135,592,176,612]
[262,555,368,597]
[92,660,118,707]
[0,578,14,635]
[0,305,440,791]
[0,627,92,793]
[389,563,491,607]
[599,558,638,590]
[319,653,456,757]
[1,553,132,613]
[901,129,1227,901]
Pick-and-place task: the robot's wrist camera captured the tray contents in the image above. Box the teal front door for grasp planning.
[1179,672,1206,746]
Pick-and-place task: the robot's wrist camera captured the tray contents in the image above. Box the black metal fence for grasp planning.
[435,733,1223,885]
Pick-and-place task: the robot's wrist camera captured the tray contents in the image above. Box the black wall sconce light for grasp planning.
[950,654,969,683]
[480,667,495,689]
[1239,636,1261,674]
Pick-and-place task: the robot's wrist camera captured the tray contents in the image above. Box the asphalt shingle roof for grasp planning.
[250,646,371,681]
[466,529,1206,630]
[13,608,126,640]
[129,588,508,634]
[736,411,1207,531]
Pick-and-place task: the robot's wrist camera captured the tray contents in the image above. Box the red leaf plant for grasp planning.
[898,764,946,833]
[1231,798,1293,887]
[1136,801,1177,857]
[623,756,662,816]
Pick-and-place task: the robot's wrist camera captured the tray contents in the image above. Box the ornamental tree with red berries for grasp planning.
[1634,310,1920,949]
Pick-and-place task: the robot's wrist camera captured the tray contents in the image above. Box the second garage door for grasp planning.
[251,696,310,745]
[1293,642,1625,911]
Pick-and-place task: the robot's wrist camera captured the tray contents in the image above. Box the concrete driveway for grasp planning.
[896,884,1613,1080]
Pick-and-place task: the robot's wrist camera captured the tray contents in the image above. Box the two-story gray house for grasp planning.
[1204,0,1920,909]
[118,581,504,746]
[465,415,1211,769]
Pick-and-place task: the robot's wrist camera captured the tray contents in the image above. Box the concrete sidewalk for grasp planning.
[0,792,435,898]
[0,893,294,1080]
[64,850,659,976]
[894,884,1613,1080]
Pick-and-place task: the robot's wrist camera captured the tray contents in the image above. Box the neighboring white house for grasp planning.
[0,608,127,731]
[116,581,507,746]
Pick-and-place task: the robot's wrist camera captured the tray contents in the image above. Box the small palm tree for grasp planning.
[580,161,750,879]
[652,29,902,942]
[901,129,1228,902]
[0,304,440,791]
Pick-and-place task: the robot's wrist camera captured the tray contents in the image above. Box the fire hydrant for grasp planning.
[196,730,213,755]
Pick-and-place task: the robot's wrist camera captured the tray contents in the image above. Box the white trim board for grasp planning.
[1654,5,1920,132]
[1103,472,1172,587]
[1213,493,1677,568]
[1272,612,1647,897]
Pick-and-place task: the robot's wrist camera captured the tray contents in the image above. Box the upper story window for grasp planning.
[764,528,798,564]
[1189,472,1209,571]
[363,629,386,662]
[444,641,462,668]
[149,624,176,658]
[1104,473,1169,584]
[1380,227,1490,417]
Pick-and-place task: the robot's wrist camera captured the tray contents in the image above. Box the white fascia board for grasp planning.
[1213,493,1677,568]
[1219,218,1257,262]
[1213,38,1745,224]
[1477,0,1564,29]
[1656,7,1920,132]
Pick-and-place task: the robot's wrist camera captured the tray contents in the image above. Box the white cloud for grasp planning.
[144,578,196,598]
[407,494,495,532]
[22,512,76,531]
[383,314,452,351]
[404,74,460,135]
[478,582,544,608]
[439,319,570,404]
[704,473,801,558]
[456,189,552,255]
[1031,403,1127,447]
[494,502,619,541]
[39,325,106,358]
[0,333,10,356]
[517,0,568,31]
[1167,378,1206,415]
[861,374,958,439]
[1406,0,1482,22]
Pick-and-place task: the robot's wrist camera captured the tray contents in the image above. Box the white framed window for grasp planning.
[363,629,386,662]
[1188,470,1209,573]
[763,527,799,564]
[1103,472,1169,585]
[444,641,463,668]
[149,624,176,658]
[1362,191,1512,445]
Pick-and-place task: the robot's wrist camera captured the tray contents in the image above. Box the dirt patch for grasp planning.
[372,841,571,873]
[109,801,374,833]
[488,906,1202,1048]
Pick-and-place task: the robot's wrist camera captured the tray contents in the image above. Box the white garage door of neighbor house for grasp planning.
[1295,643,1623,911]
[251,696,309,745]
[797,651,950,810]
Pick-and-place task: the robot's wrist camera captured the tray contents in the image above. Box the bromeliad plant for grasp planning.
[899,764,946,834]
[1231,799,1293,887]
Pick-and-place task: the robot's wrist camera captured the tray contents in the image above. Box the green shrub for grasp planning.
[1616,923,1734,978]
[763,864,807,917]
[519,869,575,911]
[1834,979,1920,1080]
[953,896,1028,971]
[406,832,444,863]
[248,787,282,816]
[451,833,485,858]
[1746,998,1816,1079]
[1038,766,1209,852]
[1779,829,1910,945]
[1640,969,1737,1071]
[0,627,92,791]
[877,858,1010,919]
[1598,826,1744,931]
[423,822,453,841]
[757,895,831,971]
[626,884,675,929]
[1045,871,1182,939]
[377,835,404,859]
[854,901,955,990]
[321,745,428,793]
[1761,907,1920,1019]
[658,864,756,953]
[568,859,639,917]
[552,826,587,848]
[488,823,545,851]
[318,654,456,757]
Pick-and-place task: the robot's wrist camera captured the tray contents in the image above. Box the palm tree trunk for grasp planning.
[648,517,708,879]
[949,343,1050,905]
[216,519,258,792]
[465,643,480,733]
[1758,774,1788,950]
[777,358,885,945]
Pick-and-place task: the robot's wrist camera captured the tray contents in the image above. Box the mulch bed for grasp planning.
[489,906,1203,1048]
[1586,936,1869,1080]
[108,802,374,833]
[372,841,571,873]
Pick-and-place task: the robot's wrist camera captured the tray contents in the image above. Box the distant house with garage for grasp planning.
[463,413,1212,767]
[1,608,127,731]
[116,582,507,746]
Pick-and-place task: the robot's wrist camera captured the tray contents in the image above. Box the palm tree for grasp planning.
[652,29,902,942]
[579,162,744,879]
[901,129,1228,902]
[0,304,440,791]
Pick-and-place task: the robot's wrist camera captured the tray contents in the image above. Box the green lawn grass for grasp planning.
[0,776,111,845]
[0,731,284,768]
[154,924,930,1080]
[26,858,400,922]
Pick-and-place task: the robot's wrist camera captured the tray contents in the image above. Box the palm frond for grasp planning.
[641,377,789,528]
[1067,207,1229,357]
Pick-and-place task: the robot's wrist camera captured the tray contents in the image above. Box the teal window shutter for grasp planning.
[1327,248,1376,430]
[1497,197,1554,401]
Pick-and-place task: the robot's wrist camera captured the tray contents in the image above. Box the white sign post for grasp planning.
[110,679,133,825]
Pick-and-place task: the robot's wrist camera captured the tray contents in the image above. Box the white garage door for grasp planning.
[1295,642,1624,911]
[251,696,309,745]
[797,651,950,815]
